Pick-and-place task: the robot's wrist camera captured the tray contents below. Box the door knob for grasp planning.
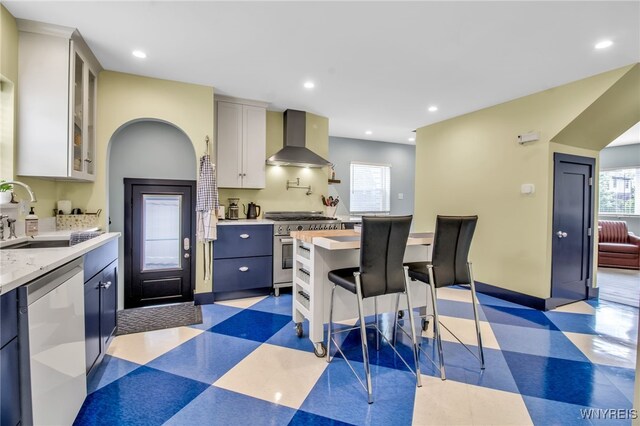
[556,231,568,238]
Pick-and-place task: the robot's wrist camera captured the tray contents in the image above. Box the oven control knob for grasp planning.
[297,225,303,231]
[278,226,283,234]
[311,225,316,230]
[287,226,291,232]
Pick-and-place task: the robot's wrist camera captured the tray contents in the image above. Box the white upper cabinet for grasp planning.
[215,97,267,189]
[16,21,102,181]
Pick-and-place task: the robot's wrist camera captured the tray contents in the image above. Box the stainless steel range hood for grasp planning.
[266,109,331,168]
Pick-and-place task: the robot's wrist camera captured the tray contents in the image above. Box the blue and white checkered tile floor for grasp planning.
[74,287,638,425]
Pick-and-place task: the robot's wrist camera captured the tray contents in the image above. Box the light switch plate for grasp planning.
[398,193,404,200]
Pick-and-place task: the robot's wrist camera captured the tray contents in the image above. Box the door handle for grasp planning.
[556,231,568,238]
[184,237,190,250]
[239,266,249,272]
[100,281,112,289]
[240,234,250,239]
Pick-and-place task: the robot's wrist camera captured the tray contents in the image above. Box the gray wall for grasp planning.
[599,143,640,235]
[329,136,415,216]
[108,120,196,309]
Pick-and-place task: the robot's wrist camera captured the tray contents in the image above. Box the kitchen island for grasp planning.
[290,229,433,356]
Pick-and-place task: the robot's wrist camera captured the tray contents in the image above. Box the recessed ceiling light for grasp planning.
[594,40,613,49]
[365,130,372,135]
[303,81,315,89]
[408,137,415,142]
[428,106,438,112]
[132,50,147,59]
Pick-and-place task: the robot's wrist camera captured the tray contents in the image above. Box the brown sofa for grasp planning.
[598,220,640,269]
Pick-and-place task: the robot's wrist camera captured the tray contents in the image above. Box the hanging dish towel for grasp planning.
[196,153,219,280]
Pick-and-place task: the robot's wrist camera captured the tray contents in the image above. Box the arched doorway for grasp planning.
[107,119,196,309]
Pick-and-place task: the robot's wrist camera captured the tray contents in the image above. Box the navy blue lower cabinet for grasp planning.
[214,225,273,259]
[213,224,273,299]
[0,289,20,426]
[0,290,17,349]
[214,256,273,292]
[84,273,102,375]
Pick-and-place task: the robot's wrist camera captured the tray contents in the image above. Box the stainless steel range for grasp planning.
[265,211,342,296]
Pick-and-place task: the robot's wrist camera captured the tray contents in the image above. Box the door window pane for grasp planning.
[143,194,182,270]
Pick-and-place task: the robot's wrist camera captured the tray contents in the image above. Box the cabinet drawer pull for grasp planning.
[84,158,93,163]
[238,266,249,272]
[240,234,250,239]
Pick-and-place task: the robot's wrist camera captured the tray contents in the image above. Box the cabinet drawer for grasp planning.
[0,290,18,349]
[213,256,272,292]
[214,225,273,259]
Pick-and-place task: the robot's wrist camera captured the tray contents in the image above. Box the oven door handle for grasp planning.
[280,238,293,244]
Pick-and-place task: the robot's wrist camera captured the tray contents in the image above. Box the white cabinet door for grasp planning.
[215,100,266,189]
[216,101,243,188]
[242,105,266,189]
[17,32,70,178]
[17,26,99,181]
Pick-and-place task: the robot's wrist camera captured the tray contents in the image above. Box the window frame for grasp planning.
[598,166,639,216]
[349,161,392,214]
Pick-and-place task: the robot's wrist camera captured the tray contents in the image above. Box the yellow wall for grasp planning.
[0,5,91,217]
[0,5,18,179]
[218,110,330,214]
[96,71,214,295]
[415,66,632,298]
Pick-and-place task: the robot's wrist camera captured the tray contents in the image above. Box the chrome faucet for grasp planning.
[6,218,16,239]
[3,180,37,203]
[0,215,7,240]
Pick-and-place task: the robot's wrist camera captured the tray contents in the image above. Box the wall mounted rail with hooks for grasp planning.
[286,178,312,195]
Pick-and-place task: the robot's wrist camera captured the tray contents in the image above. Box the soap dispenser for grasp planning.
[25,207,38,236]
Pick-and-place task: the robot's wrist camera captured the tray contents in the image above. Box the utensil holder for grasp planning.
[326,206,337,218]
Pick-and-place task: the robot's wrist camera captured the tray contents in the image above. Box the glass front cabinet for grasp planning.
[70,48,97,179]
[17,21,102,181]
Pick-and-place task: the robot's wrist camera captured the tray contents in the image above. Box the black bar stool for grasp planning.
[405,215,485,380]
[326,215,422,404]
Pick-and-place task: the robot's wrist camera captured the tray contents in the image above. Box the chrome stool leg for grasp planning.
[404,267,422,387]
[327,284,336,363]
[355,273,373,404]
[374,296,379,351]
[428,266,446,380]
[392,293,400,347]
[468,263,485,369]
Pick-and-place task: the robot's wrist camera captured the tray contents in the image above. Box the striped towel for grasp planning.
[196,154,219,241]
[196,154,219,214]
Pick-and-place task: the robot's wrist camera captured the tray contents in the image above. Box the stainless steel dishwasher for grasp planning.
[19,258,87,426]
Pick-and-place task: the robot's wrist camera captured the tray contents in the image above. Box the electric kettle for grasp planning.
[243,202,261,219]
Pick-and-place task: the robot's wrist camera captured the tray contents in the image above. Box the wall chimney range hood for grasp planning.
[266,109,331,168]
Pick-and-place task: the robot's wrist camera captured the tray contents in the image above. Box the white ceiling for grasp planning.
[5,1,640,145]
[608,122,640,147]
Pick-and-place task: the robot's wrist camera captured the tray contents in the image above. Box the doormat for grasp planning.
[116,302,203,336]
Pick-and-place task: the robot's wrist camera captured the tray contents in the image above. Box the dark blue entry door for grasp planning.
[551,153,595,305]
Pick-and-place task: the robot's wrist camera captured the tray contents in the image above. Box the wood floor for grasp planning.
[597,267,640,308]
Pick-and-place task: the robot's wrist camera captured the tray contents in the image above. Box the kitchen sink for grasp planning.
[1,240,71,249]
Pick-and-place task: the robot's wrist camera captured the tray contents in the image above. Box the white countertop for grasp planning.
[217,219,274,225]
[291,229,433,250]
[0,232,120,295]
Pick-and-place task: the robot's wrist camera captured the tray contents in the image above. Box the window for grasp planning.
[599,167,640,215]
[350,162,390,213]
